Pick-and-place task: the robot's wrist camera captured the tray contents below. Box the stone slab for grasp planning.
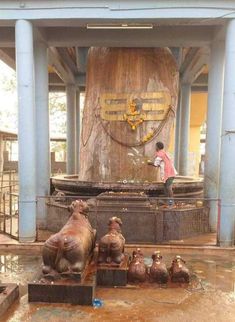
[28,270,96,305]
[0,283,19,316]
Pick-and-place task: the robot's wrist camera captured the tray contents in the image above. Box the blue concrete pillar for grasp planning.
[66,84,76,174]
[219,20,235,246]
[15,20,36,242]
[178,83,191,176]
[174,91,181,172]
[204,39,225,232]
[76,88,81,174]
[34,40,50,227]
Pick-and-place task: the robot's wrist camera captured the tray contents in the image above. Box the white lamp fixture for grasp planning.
[86,23,153,29]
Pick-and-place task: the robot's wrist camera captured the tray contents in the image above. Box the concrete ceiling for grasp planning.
[0,0,234,26]
[0,25,218,48]
[0,1,217,93]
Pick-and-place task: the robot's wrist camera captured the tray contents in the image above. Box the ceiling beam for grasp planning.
[193,73,208,86]
[49,85,66,92]
[46,26,215,47]
[48,47,75,84]
[180,48,200,74]
[49,85,85,92]
[181,47,209,84]
[0,25,215,48]
[191,85,208,92]
[49,73,64,85]
[56,47,78,75]
[0,27,14,47]
[0,46,72,90]
[34,27,77,85]
[170,47,183,69]
[75,47,88,73]
[0,45,77,87]
[0,48,15,69]
[75,74,86,87]
[33,26,48,45]
[0,28,77,86]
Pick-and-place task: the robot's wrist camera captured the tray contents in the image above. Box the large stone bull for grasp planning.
[42,200,96,276]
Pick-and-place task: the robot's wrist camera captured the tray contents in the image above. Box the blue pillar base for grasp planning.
[19,236,36,243]
[19,200,36,242]
[219,240,234,247]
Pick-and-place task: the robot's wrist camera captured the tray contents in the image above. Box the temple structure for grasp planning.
[0,1,234,247]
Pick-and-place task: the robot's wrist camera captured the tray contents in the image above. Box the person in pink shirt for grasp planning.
[148,141,177,204]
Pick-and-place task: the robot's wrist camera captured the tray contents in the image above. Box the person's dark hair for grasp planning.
[156,141,164,150]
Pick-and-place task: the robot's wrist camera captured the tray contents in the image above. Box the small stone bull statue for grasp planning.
[150,251,169,284]
[42,200,96,276]
[97,217,125,265]
[128,248,147,283]
[169,255,190,283]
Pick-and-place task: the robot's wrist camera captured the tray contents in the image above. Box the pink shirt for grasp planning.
[155,150,177,182]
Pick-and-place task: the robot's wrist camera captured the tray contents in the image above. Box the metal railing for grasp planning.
[0,170,18,190]
[150,197,219,246]
[0,190,220,245]
[0,170,19,239]
[0,190,19,239]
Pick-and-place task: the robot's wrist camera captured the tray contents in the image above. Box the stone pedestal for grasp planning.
[96,255,129,286]
[28,270,96,305]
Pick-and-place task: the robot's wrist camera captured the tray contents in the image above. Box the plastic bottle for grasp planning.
[92,298,103,308]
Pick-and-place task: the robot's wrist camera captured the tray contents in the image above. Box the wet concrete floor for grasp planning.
[1,251,235,322]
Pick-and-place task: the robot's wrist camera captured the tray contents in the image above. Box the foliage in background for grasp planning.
[49,92,66,137]
[0,61,86,158]
[0,61,17,131]
[0,60,67,140]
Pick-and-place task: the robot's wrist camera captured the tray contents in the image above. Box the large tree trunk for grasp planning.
[79,48,179,182]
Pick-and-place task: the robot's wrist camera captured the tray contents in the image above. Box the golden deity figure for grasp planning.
[123,99,144,130]
[129,100,139,116]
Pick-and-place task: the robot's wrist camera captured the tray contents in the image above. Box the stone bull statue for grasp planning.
[128,248,147,283]
[97,217,125,265]
[150,251,169,284]
[42,200,96,276]
[169,255,190,283]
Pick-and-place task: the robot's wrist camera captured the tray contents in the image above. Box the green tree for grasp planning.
[49,92,66,136]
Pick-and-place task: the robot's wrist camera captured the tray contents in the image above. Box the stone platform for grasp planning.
[51,175,203,197]
[46,193,210,244]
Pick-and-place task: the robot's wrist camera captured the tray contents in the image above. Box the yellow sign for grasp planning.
[100,92,171,127]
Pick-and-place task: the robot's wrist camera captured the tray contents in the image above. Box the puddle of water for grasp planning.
[1,253,235,322]
[0,254,41,297]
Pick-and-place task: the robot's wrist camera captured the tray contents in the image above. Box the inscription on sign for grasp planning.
[100,92,171,122]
